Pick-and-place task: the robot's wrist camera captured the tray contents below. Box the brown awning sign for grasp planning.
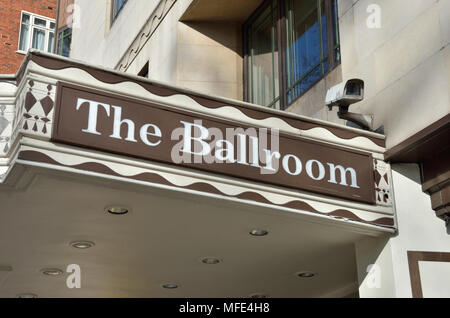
[52,82,375,204]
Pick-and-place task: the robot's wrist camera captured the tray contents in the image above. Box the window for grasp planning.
[245,0,340,109]
[18,11,56,53]
[246,0,280,109]
[57,28,72,57]
[112,0,127,21]
[138,61,149,78]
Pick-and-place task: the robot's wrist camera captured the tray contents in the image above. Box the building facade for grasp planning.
[0,0,448,298]
[54,0,74,57]
[0,0,57,74]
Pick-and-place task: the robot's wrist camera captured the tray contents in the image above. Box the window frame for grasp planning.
[138,61,149,78]
[244,0,281,109]
[56,26,72,57]
[111,0,128,25]
[243,0,340,110]
[17,10,56,54]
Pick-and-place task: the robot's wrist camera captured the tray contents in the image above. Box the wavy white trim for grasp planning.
[20,137,393,214]
[20,146,394,224]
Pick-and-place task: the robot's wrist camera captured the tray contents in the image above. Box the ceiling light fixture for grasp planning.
[70,240,95,249]
[201,257,221,265]
[249,293,269,298]
[296,271,316,278]
[0,265,12,272]
[105,206,129,215]
[162,283,178,289]
[249,229,268,236]
[17,293,38,298]
[41,268,63,276]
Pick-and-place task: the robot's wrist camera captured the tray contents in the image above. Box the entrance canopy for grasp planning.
[0,51,395,297]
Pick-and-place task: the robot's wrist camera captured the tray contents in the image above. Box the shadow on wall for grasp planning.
[177,21,244,100]
[391,163,422,186]
[181,21,243,58]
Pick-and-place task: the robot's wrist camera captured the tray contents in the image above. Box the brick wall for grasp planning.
[0,0,57,74]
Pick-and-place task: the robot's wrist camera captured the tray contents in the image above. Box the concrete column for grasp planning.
[355,237,396,298]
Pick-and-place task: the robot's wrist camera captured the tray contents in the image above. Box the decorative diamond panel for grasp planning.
[374,159,392,206]
[19,80,55,139]
[0,104,15,154]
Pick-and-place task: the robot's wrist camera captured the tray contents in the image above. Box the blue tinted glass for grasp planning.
[286,0,328,103]
[114,0,126,18]
[300,65,321,97]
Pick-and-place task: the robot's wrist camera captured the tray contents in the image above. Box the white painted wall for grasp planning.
[338,0,450,149]
[420,262,450,298]
[122,0,194,85]
[71,0,159,69]
[73,0,243,100]
[389,164,450,297]
[357,164,450,298]
[355,237,396,298]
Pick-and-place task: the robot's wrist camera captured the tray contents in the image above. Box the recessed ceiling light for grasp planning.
[17,293,38,298]
[41,268,63,276]
[201,257,221,265]
[105,206,129,215]
[70,240,95,249]
[0,265,12,272]
[249,229,268,236]
[249,293,269,298]
[296,271,316,278]
[162,283,178,289]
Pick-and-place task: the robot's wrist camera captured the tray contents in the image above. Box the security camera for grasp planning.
[326,79,373,131]
[326,79,364,109]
